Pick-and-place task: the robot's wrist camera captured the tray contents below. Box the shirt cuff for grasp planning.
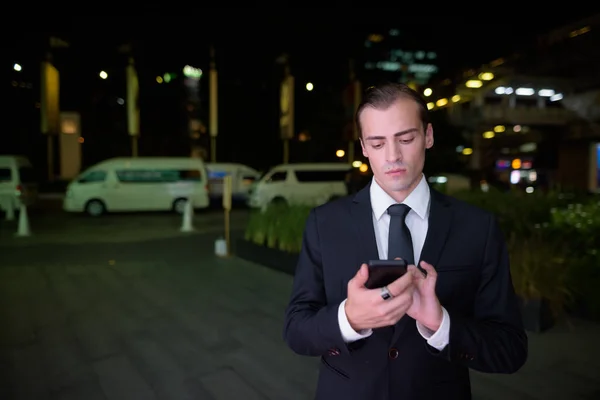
[338,299,373,343]
[416,307,450,351]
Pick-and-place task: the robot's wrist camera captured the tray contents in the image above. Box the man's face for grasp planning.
[359,97,434,201]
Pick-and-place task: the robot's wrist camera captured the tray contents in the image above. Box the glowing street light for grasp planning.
[183,65,202,79]
[99,71,108,79]
[336,149,345,158]
[306,82,313,91]
[13,63,22,72]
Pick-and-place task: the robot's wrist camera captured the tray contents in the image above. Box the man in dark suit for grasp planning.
[283,83,527,400]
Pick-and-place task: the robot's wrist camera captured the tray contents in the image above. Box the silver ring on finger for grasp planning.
[380,285,394,300]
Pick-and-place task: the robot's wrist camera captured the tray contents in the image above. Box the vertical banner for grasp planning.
[343,79,362,141]
[59,112,81,180]
[352,80,362,140]
[126,58,140,136]
[40,61,60,135]
[209,66,218,137]
[280,75,295,139]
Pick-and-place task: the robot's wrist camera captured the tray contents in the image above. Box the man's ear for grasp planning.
[360,138,369,158]
[425,123,434,149]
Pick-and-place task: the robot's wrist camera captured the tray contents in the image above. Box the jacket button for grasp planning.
[328,348,341,356]
[389,348,399,359]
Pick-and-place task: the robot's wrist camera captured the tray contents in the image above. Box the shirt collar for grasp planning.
[370,174,430,221]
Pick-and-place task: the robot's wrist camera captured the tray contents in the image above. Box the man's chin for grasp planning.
[385,179,413,192]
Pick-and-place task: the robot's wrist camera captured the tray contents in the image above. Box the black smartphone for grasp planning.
[364,259,408,289]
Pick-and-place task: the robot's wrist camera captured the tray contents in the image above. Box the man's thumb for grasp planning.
[351,264,369,286]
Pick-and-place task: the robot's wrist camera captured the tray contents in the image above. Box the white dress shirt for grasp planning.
[337,174,450,350]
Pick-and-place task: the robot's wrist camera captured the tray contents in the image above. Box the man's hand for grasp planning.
[344,264,415,332]
[406,261,443,332]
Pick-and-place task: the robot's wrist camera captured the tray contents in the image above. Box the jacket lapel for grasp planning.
[350,185,395,341]
[419,189,453,268]
[391,188,453,344]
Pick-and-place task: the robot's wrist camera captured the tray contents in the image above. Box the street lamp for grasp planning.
[99,71,108,79]
[306,82,313,91]
[13,63,21,72]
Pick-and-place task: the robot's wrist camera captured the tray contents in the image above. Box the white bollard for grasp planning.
[180,199,195,232]
[15,203,31,237]
[214,237,228,257]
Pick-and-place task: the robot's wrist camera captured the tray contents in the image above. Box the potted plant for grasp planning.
[237,204,309,275]
[548,201,600,321]
[508,230,573,333]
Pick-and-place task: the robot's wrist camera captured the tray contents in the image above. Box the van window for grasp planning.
[295,170,349,182]
[0,168,12,182]
[208,170,228,179]
[18,166,37,183]
[116,169,202,183]
[179,169,203,181]
[242,175,257,184]
[79,170,107,183]
[266,171,287,183]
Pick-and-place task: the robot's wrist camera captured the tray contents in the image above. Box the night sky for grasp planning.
[7,10,598,173]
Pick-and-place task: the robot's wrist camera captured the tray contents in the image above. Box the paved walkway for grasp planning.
[0,208,249,245]
[0,232,599,399]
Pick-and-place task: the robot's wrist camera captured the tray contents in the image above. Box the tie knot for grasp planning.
[387,203,411,218]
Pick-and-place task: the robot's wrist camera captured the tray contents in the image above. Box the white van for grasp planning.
[247,162,352,209]
[206,162,261,202]
[0,155,38,212]
[63,157,210,216]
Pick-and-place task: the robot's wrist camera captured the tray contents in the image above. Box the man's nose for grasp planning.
[386,141,401,163]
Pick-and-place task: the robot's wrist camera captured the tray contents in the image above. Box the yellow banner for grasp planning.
[209,69,218,137]
[40,61,60,135]
[126,62,140,136]
[280,75,294,139]
[353,80,362,140]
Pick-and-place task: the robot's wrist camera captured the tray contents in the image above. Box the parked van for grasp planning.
[63,157,210,216]
[206,162,261,202]
[0,155,38,212]
[247,162,352,209]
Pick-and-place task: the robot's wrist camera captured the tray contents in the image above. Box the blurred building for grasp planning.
[340,29,441,164]
[424,14,600,193]
[358,29,440,89]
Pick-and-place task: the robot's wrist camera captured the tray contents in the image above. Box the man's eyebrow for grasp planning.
[364,128,419,141]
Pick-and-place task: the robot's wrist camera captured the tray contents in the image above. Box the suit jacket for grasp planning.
[283,184,528,400]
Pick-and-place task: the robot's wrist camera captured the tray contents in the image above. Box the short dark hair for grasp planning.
[355,82,430,138]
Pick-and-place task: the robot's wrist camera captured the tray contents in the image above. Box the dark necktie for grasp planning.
[387,204,414,265]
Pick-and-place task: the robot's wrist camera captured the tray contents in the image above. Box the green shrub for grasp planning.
[243,191,600,320]
[244,203,311,254]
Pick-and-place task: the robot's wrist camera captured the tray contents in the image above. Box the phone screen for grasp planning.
[364,260,408,289]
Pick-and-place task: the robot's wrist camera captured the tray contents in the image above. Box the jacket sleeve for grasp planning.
[283,208,352,356]
[428,215,528,374]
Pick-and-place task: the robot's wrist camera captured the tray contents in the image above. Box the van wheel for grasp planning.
[173,198,188,214]
[85,200,105,217]
[270,197,287,206]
